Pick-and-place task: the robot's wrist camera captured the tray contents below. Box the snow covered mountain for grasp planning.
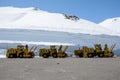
[99,17,120,34]
[0,7,119,36]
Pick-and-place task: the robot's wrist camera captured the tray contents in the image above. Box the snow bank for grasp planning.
[0,49,6,58]
[0,40,74,46]
[0,55,6,58]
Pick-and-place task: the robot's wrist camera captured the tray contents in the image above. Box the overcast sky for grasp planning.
[0,0,120,23]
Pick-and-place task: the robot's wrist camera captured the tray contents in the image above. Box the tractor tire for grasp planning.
[87,53,94,58]
[42,54,49,58]
[79,53,83,57]
[29,52,35,58]
[109,52,114,57]
[52,53,57,58]
[63,53,67,58]
[19,53,23,58]
[98,53,104,58]
[9,54,13,58]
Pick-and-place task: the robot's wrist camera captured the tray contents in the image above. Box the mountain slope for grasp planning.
[0,7,117,36]
[99,17,120,34]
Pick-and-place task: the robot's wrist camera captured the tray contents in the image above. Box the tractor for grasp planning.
[74,43,115,58]
[74,46,95,58]
[94,44,115,57]
[39,45,68,58]
[6,44,37,58]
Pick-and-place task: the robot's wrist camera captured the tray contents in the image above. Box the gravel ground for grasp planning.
[0,57,120,80]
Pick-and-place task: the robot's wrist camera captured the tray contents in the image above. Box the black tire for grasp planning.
[9,54,13,58]
[98,53,104,58]
[109,52,114,57]
[29,52,35,58]
[63,53,67,58]
[52,53,57,58]
[19,53,23,58]
[42,54,49,58]
[87,53,94,58]
[79,53,83,57]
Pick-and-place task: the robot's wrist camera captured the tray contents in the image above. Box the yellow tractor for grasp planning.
[94,44,115,57]
[39,45,68,58]
[6,44,37,58]
[74,46,95,58]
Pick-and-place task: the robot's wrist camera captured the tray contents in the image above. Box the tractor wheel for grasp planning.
[19,53,23,58]
[79,53,83,57]
[29,52,35,58]
[87,53,94,58]
[9,54,13,58]
[63,53,67,58]
[52,53,57,58]
[109,52,114,57]
[42,54,49,58]
[98,53,104,58]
